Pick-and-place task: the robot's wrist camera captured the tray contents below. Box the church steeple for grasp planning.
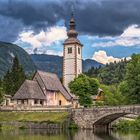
[63,13,83,91]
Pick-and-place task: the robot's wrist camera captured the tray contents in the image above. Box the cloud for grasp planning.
[16,26,67,48]
[92,25,140,48]
[24,47,63,56]
[0,15,24,42]
[1,0,140,42]
[92,50,130,64]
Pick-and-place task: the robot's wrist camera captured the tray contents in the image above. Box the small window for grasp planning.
[34,100,38,104]
[59,100,62,106]
[78,47,80,54]
[68,47,72,54]
[40,100,43,105]
[21,100,24,104]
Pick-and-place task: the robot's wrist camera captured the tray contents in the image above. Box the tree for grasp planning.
[124,54,140,104]
[0,87,4,103]
[3,70,13,94]
[3,56,26,96]
[0,79,4,103]
[100,84,125,106]
[69,74,99,107]
[85,59,128,85]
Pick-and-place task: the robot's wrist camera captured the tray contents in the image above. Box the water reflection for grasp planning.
[0,129,140,140]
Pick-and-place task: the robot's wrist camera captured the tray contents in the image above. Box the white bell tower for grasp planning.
[63,13,83,91]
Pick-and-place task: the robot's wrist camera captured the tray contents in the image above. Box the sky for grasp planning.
[0,0,140,64]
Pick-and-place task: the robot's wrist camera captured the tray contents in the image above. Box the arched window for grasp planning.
[68,47,72,54]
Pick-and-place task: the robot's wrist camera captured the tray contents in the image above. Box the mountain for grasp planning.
[31,54,104,78]
[0,41,36,78]
[83,59,103,72]
[0,41,103,78]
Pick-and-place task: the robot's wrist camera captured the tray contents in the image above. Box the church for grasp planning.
[10,13,83,108]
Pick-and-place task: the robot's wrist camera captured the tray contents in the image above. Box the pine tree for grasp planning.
[3,70,12,94]
[3,56,26,96]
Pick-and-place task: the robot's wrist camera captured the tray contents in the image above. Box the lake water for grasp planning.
[0,129,140,140]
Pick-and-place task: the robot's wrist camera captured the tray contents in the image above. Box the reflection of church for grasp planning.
[3,13,82,108]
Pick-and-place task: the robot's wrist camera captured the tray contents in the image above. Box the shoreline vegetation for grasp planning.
[112,117,140,131]
[0,112,70,130]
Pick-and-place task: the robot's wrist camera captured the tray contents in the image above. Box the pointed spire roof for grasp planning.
[67,13,78,38]
[64,12,83,46]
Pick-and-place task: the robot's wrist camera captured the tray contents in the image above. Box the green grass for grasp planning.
[0,112,69,123]
[0,125,19,130]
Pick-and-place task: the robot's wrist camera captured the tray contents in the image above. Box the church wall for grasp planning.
[76,45,82,75]
[77,58,82,75]
[63,44,77,90]
[46,91,57,106]
[63,44,83,90]
[56,92,71,106]
[64,58,75,74]
[63,74,76,91]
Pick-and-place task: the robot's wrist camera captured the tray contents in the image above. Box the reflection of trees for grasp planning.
[0,129,138,140]
[0,129,68,140]
[94,131,119,140]
[73,130,119,140]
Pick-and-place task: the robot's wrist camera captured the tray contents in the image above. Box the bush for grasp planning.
[68,122,78,129]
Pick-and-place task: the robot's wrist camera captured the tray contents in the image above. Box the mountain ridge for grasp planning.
[31,54,104,78]
[0,41,104,78]
[0,41,36,78]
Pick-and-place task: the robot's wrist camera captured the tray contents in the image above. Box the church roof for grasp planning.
[36,70,72,101]
[12,80,46,100]
[64,13,82,46]
[64,37,83,46]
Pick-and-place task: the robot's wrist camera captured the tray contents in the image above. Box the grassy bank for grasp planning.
[0,112,69,123]
[112,117,140,130]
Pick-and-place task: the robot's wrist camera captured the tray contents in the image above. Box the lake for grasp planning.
[0,129,140,140]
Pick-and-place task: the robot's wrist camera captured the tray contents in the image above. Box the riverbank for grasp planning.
[112,116,140,130]
[0,112,71,130]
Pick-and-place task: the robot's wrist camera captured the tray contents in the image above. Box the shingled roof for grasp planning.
[13,80,46,100]
[37,71,72,101]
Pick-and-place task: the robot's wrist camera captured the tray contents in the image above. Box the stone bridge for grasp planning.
[72,105,140,129]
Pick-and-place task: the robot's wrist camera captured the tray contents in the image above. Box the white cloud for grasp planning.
[16,26,67,49]
[92,24,140,47]
[92,50,130,64]
[24,47,63,56]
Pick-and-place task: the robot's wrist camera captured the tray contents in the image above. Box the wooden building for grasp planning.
[12,71,72,107]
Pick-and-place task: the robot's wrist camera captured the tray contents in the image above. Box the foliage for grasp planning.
[68,122,78,129]
[0,125,19,131]
[0,87,4,103]
[3,56,26,96]
[85,59,128,85]
[100,84,126,106]
[124,54,140,104]
[69,74,99,107]
[113,117,140,130]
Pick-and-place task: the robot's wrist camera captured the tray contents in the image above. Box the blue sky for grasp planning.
[0,0,140,64]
